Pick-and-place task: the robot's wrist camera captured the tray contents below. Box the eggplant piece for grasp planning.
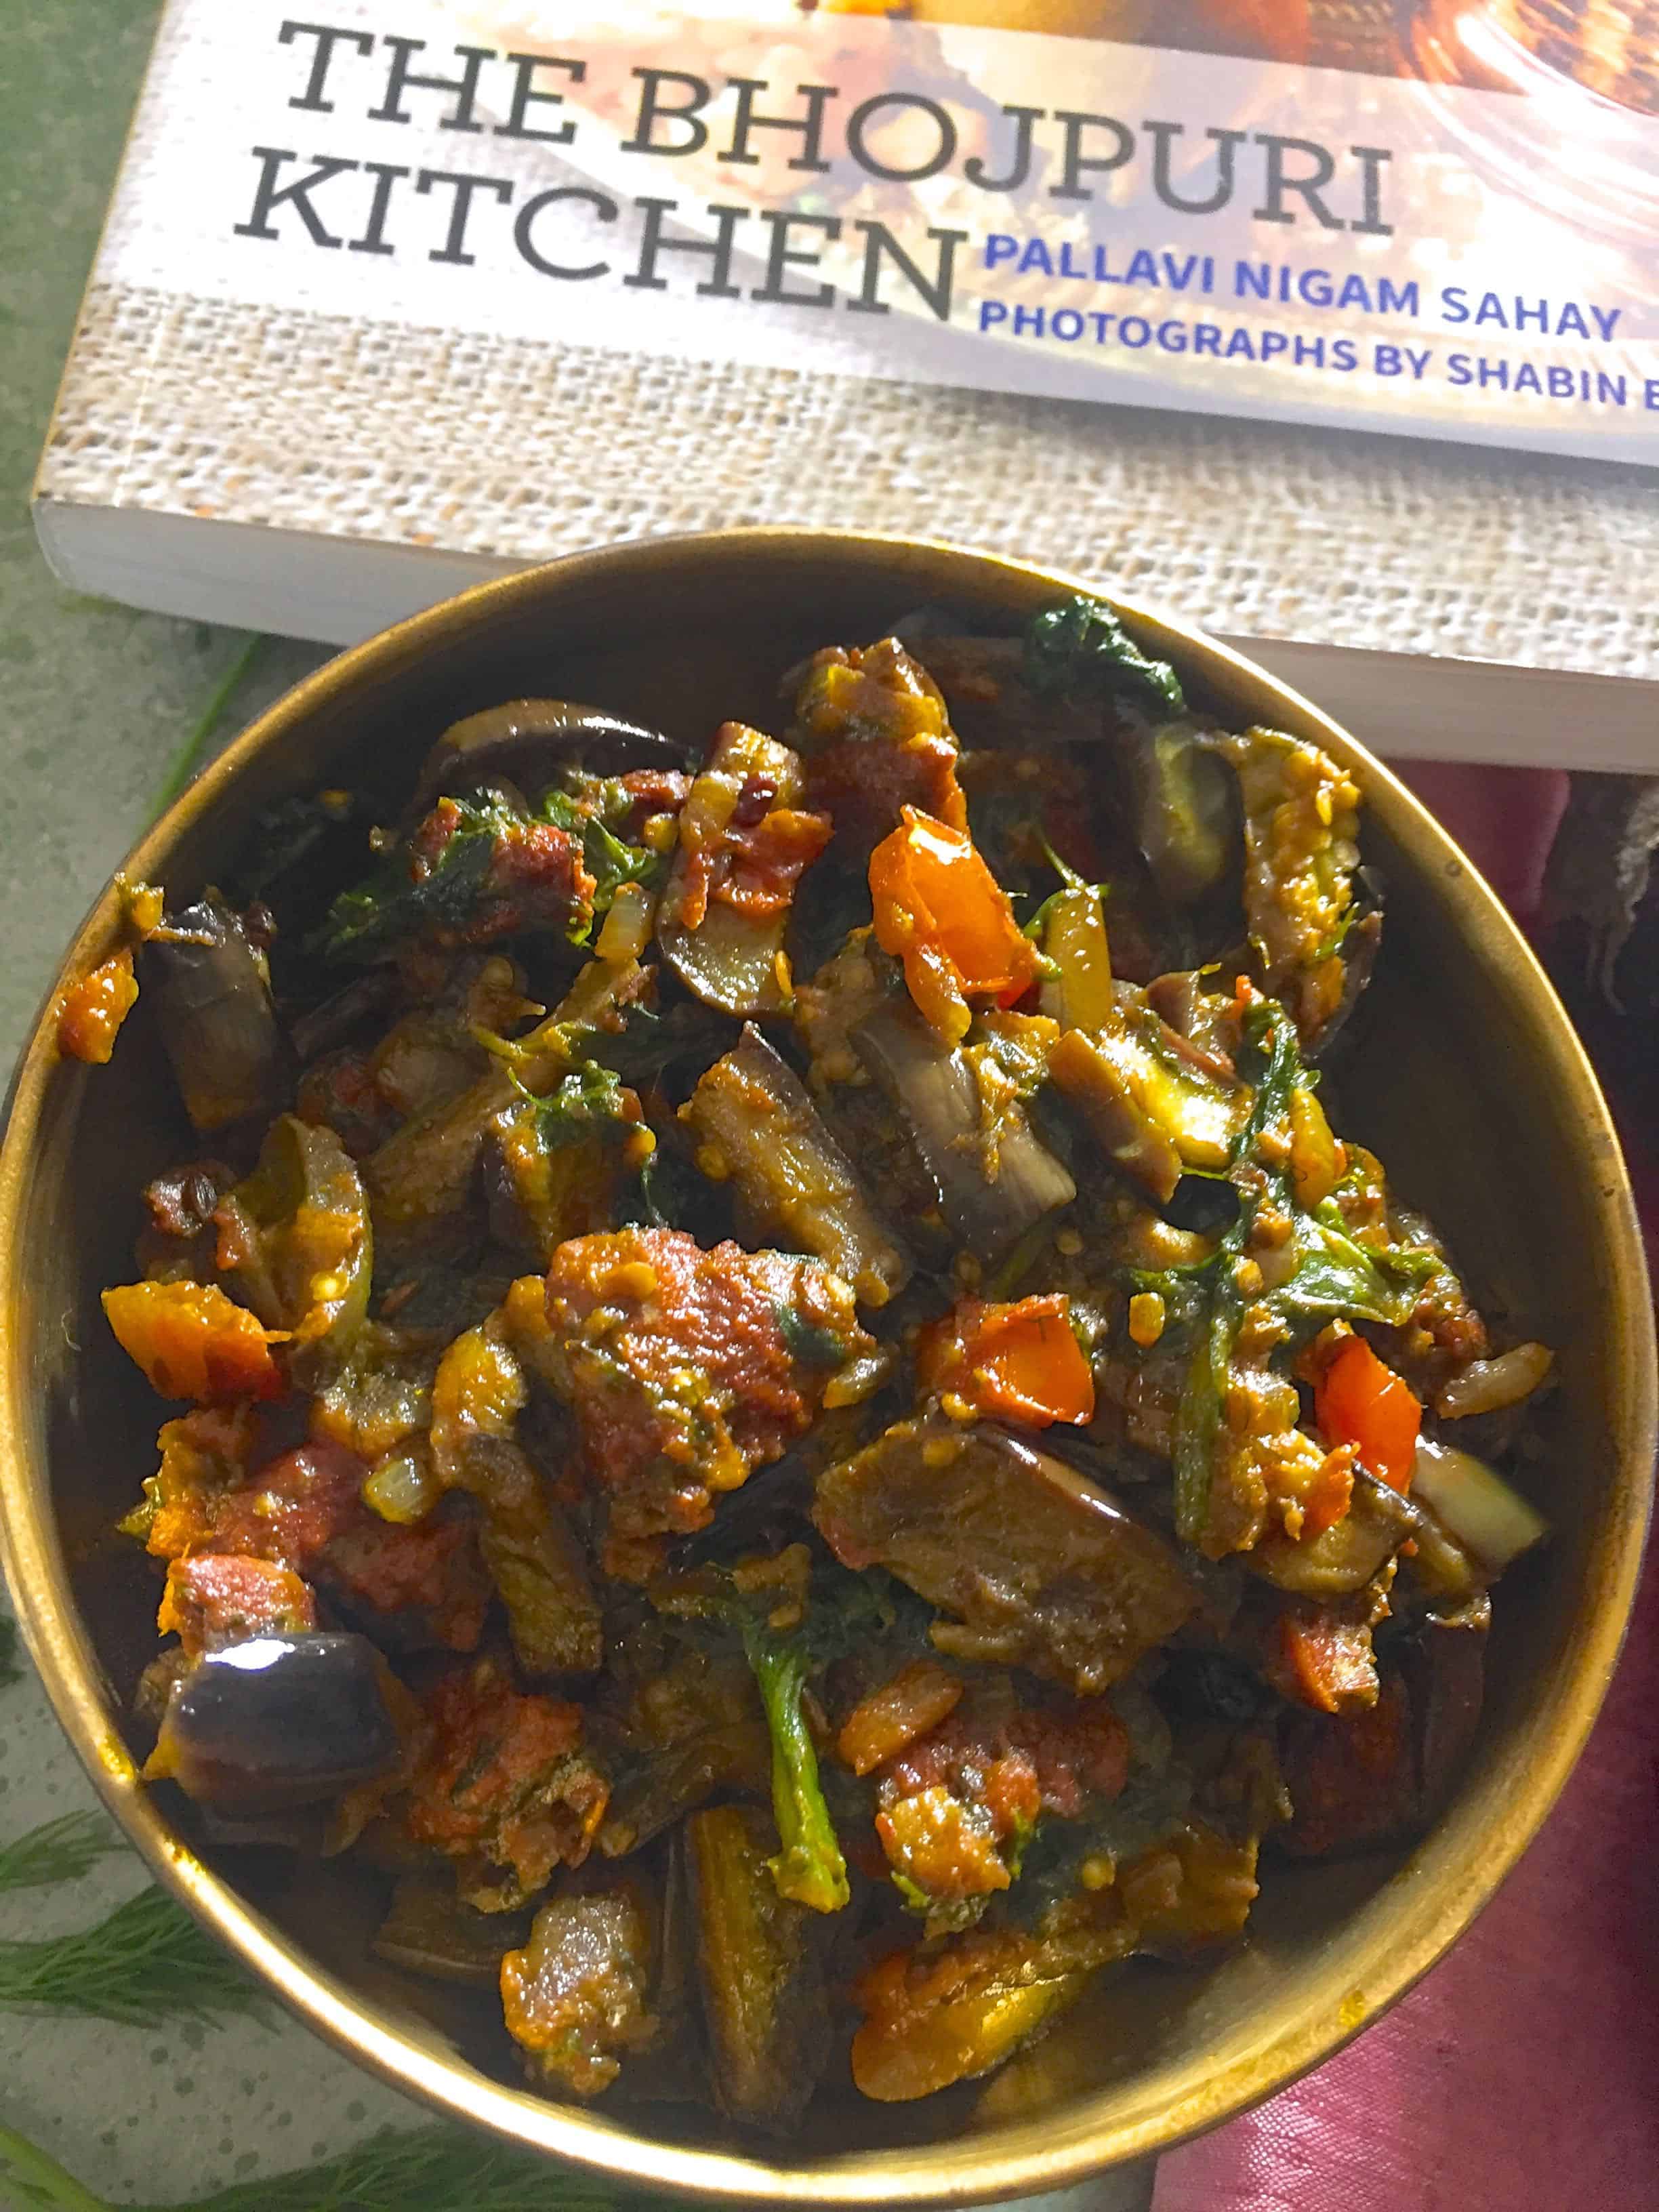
[814,1416,1200,1694]
[1277,1615,1488,1859]
[851,996,1075,1262]
[407,699,688,821]
[681,1024,912,1307]
[684,1803,828,2130]
[288,967,402,1064]
[1036,882,1114,1033]
[854,1955,1094,2105]
[141,894,291,1134]
[1246,1475,1408,1599]
[1275,1668,1416,1860]
[1404,1613,1487,1819]
[1248,1466,1483,1604]
[1048,998,1248,1206]
[474,1446,604,1679]
[1303,870,1383,1065]
[500,1877,661,2098]
[597,1723,771,1859]
[1212,726,1363,1047]
[905,621,1236,907]
[657,721,823,1017]
[429,1320,604,1677]
[889,630,1101,753]
[215,1113,372,1351]
[373,1873,527,1988]
[1120,712,1240,909]
[483,1089,638,1265]
[365,1062,514,1233]
[367,958,651,1239]
[146,1633,400,1813]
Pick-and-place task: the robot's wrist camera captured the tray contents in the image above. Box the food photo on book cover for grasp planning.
[79,0,1659,457]
[3,5,1659,2212]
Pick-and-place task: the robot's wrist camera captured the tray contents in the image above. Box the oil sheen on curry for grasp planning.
[63,597,1554,2123]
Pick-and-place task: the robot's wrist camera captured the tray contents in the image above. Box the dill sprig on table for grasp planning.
[0,2122,644,2212]
[0,1811,123,1895]
[148,633,268,815]
[0,1885,264,2026]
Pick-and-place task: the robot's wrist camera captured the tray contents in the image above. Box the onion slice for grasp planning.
[1409,1439,1549,1573]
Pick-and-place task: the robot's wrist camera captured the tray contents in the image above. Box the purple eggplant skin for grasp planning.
[850,997,1076,1263]
[406,699,689,821]
[1275,1616,1487,1861]
[149,1633,401,1814]
[141,895,292,1136]
[814,1416,1198,1695]
[1404,1612,1488,1820]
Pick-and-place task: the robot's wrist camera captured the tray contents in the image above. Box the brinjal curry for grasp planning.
[66,597,1555,2123]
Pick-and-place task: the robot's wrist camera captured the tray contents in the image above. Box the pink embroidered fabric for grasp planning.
[1152,765,1659,2212]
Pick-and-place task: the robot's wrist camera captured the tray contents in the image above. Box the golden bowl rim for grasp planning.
[1,526,1652,2205]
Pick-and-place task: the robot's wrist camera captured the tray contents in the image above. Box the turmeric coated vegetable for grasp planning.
[56,949,138,1063]
[500,1882,659,2097]
[213,1115,371,1350]
[686,1803,829,2129]
[103,1280,287,1402]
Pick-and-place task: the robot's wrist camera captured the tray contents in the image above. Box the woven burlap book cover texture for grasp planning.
[34,0,1659,697]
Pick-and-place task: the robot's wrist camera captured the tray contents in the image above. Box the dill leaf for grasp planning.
[0,1885,263,2027]
[131,2123,640,2211]
[0,2118,649,2212]
[0,1811,124,1896]
[150,634,267,817]
[0,2122,112,2211]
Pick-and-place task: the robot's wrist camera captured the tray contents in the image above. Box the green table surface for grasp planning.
[0,9,1145,2207]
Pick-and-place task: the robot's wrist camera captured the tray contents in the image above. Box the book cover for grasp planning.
[33,0,1659,763]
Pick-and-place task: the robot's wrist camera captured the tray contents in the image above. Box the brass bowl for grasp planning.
[1,532,1652,2203]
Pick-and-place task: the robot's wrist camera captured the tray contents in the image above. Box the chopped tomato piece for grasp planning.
[869,807,1040,1044]
[917,1295,1096,1429]
[102,1279,288,1402]
[1315,1335,1421,1492]
[56,949,138,1064]
[157,1553,315,1660]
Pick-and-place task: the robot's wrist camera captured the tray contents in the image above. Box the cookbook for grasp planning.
[33,1,1659,766]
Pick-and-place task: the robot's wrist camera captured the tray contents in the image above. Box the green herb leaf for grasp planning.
[532,1060,632,1149]
[1023,594,1185,718]
[0,1885,264,2027]
[0,1812,123,1896]
[318,792,513,963]
[654,1565,854,1916]
[1169,998,1300,1544]
[149,634,268,819]
[538,781,665,938]
[1274,1204,1439,1333]
[0,2122,112,2212]
[0,1613,21,1689]
[739,1619,851,1915]
[773,1303,850,1370]
[0,2118,644,2212]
